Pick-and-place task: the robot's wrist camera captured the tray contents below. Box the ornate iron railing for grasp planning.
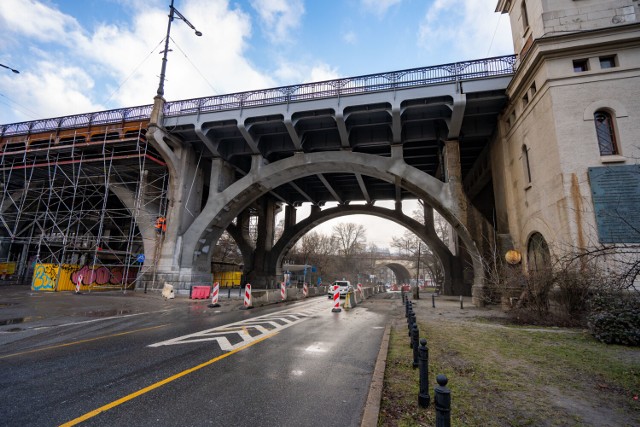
[1,55,516,137]
[0,105,153,137]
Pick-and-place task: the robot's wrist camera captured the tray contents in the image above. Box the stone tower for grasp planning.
[491,0,640,269]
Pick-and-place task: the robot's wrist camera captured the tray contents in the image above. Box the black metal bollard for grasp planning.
[228,287,231,299]
[418,338,430,407]
[412,324,419,368]
[460,295,463,309]
[408,312,415,336]
[434,374,451,426]
[406,301,412,318]
[432,293,435,308]
[401,290,405,303]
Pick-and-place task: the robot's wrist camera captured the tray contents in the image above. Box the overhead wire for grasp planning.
[101,38,167,108]
[486,13,503,56]
[169,36,220,95]
[0,92,43,121]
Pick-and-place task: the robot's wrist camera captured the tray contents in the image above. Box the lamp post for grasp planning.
[0,63,20,74]
[156,0,202,98]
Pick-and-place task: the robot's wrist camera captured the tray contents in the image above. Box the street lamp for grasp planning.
[0,63,20,74]
[156,0,202,98]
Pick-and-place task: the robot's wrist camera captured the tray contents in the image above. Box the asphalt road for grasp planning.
[0,294,395,426]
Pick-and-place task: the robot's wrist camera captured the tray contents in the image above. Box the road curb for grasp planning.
[360,323,391,427]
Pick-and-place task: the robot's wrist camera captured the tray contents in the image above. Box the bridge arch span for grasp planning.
[268,204,455,290]
[180,151,483,293]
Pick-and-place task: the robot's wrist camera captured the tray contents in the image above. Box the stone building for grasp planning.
[491,0,640,271]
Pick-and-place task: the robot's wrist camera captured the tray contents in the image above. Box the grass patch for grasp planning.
[379,314,640,426]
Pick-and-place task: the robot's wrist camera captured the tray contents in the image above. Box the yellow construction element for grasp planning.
[0,262,16,275]
[213,271,242,287]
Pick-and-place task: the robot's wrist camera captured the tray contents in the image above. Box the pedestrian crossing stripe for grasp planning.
[148,300,325,350]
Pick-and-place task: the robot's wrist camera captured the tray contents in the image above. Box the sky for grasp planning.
[0,0,514,249]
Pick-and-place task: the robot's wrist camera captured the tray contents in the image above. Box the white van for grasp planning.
[327,280,352,298]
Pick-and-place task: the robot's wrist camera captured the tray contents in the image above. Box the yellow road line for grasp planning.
[0,324,169,360]
[59,331,278,426]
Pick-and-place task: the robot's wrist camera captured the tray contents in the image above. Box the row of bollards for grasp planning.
[404,294,452,427]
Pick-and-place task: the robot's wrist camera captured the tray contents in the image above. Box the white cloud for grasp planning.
[250,0,305,44]
[361,0,402,17]
[0,0,84,45]
[0,60,102,120]
[274,60,341,85]
[0,0,277,122]
[418,0,513,61]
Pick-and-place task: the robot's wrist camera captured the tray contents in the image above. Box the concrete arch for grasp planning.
[385,263,412,284]
[269,204,454,290]
[182,151,483,292]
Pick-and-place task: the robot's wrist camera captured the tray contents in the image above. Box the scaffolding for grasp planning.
[0,119,169,291]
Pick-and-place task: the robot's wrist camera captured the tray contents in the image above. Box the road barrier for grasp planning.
[242,284,253,309]
[303,282,308,298]
[344,290,356,309]
[190,285,211,300]
[75,274,83,294]
[331,285,341,312]
[162,282,175,299]
[208,282,220,308]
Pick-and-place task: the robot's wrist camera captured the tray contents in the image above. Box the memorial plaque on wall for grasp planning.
[588,165,640,243]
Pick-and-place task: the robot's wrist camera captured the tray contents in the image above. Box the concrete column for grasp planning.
[284,204,297,230]
[444,139,466,225]
[250,196,277,287]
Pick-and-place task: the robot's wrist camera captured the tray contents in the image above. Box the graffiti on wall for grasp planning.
[32,264,139,292]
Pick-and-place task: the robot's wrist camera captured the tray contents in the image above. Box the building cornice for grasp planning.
[507,22,640,97]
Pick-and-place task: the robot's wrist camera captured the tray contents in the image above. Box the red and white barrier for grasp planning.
[208,282,220,307]
[281,281,286,301]
[75,274,83,294]
[243,283,253,309]
[303,282,308,298]
[331,284,341,312]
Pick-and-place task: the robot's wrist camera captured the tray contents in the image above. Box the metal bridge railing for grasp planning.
[162,55,516,117]
[1,55,516,137]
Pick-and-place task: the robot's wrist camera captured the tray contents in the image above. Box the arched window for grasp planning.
[527,232,550,273]
[594,110,618,155]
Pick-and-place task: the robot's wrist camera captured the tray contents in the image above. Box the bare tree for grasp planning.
[332,222,367,281]
[332,222,367,257]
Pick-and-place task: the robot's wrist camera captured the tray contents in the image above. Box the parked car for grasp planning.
[327,280,353,298]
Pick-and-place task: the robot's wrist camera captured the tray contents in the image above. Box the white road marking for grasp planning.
[149,299,326,350]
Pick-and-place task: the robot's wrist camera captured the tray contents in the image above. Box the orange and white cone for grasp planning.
[208,282,220,308]
[303,282,308,298]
